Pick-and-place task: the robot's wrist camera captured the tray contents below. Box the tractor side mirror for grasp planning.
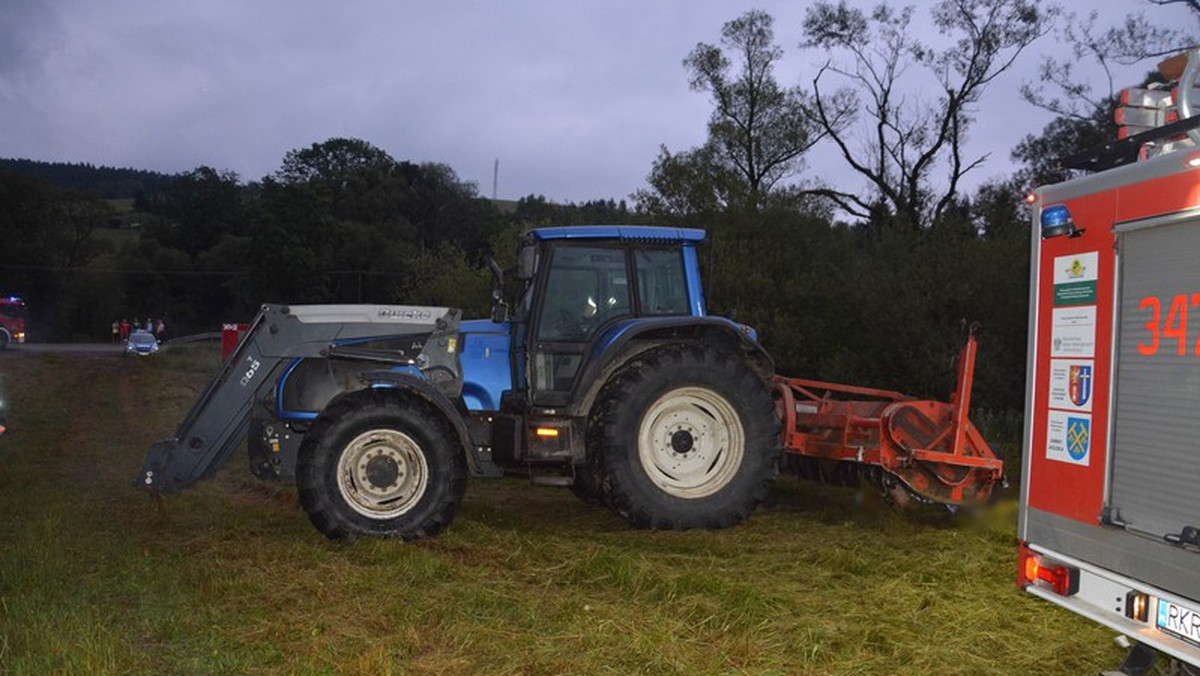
[516,245,536,280]
[486,257,509,323]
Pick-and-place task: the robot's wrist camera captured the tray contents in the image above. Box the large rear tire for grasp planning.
[568,456,608,506]
[589,345,780,530]
[296,390,467,541]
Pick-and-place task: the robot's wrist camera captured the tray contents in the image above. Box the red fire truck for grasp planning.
[0,295,25,349]
[1019,51,1200,674]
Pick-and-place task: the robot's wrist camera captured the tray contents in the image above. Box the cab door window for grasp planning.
[530,245,632,401]
[535,246,632,342]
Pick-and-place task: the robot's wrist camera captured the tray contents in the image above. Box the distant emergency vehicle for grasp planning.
[0,295,25,348]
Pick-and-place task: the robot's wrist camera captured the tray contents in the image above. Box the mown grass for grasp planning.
[0,345,1125,674]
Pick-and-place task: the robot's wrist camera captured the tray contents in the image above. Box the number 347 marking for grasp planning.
[1138,294,1200,356]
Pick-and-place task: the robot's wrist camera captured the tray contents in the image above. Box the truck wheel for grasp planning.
[590,345,780,530]
[296,391,467,541]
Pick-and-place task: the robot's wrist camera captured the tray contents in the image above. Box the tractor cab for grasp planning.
[504,226,707,411]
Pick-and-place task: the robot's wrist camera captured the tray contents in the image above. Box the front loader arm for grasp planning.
[137,303,460,492]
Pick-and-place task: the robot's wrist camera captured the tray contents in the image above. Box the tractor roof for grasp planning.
[529,225,706,243]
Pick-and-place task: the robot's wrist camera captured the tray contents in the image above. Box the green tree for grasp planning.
[277,137,397,186]
[0,171,114,338]
[243,138,504,308]
[512,194,643,227]
[1020,9,1187,121]
[801,0,1054,230]
[634,145,744,223]
[639,10,825,218]
[143,166,246,258]
[395,161,502,256]
[1011,108,1116,188]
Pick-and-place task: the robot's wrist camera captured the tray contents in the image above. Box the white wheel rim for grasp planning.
[637,386,744,499]
[337,429,429,519]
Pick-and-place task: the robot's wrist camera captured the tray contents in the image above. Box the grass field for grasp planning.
[0,346,1126,674]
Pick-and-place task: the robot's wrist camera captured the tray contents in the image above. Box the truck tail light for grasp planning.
[1018,542,1079,596]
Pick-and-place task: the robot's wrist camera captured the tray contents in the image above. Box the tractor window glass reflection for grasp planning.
[537,246,631,342]
[635,249,689,315]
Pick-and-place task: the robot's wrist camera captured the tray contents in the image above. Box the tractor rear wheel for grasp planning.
[296,391,467,541]
[568,457,608,506]
[590,345,780,529]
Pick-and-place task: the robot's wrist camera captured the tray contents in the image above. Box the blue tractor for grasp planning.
[139,226,782,540]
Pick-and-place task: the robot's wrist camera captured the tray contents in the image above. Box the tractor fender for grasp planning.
[572,316,775,417]
[351,370,483,476]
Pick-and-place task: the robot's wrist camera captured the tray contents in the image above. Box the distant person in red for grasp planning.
[119,318,131,341]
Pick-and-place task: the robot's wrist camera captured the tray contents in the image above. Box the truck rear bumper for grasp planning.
[1023,544,1200,667]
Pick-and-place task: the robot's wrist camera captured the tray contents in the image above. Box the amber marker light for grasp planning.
[535,427,560,438]
[1024,555,1040,584]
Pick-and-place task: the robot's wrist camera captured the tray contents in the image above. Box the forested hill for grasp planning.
[0,158,177,199]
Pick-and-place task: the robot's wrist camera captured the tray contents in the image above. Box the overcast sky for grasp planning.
[2,1,1195,204]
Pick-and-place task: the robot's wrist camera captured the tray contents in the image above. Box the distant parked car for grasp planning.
[125,330,159,357]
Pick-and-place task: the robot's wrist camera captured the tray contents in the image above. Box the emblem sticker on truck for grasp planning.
[1048,359,1094,412]
[1046,410,1090,465]
[1053,252,1098,306]
[1050,306,1097,358]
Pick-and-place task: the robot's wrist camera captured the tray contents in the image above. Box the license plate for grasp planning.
[1157,598,1200,647]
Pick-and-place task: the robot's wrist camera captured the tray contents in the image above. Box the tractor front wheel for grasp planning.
[296,391,467,541]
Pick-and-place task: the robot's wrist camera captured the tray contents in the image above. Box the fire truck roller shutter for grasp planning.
[1110,215,1200,543]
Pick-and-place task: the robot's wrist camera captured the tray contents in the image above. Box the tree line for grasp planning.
[1,0,1191,423]
[0,142,637,346]
[0,158,176,201]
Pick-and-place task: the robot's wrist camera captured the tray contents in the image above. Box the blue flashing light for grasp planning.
[1040,204,1075,239]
